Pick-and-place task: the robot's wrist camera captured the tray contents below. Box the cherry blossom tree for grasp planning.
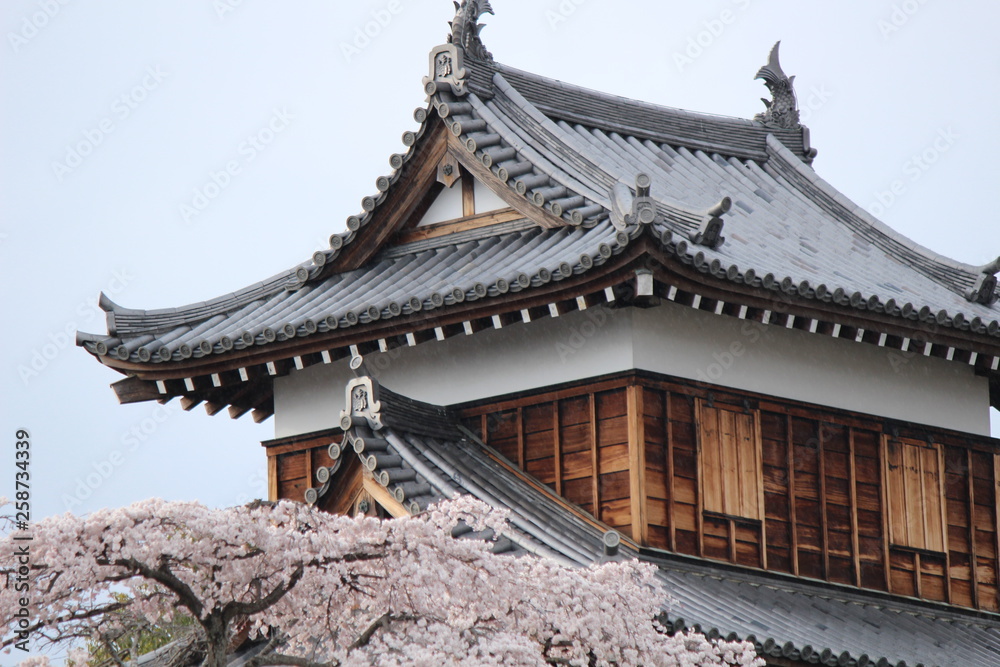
[1,496,762,667]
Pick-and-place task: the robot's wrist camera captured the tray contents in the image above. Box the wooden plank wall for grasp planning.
[264,431,341,503]
[461,382,634,538]
[456,373,1000,612]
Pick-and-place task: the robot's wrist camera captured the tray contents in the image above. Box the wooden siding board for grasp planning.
[849,429,862,586]
[628,385,648,545]
[453,372,998,612]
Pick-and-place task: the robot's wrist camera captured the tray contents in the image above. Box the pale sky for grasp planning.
[2,0,999,527]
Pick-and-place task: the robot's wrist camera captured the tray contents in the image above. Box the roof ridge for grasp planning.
[488,60,811,161]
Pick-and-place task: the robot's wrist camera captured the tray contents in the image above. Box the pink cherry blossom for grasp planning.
[2,496,762,667]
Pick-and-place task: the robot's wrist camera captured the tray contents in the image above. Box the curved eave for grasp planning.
[83,223,1000,423]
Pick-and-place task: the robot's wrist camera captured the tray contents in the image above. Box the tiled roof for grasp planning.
[77,32,1000,413]
[317,371,1000,667]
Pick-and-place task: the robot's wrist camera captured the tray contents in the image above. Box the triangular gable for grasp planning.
[327,114,576,274]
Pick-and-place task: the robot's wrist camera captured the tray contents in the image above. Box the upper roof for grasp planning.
[315,361,1000,667]
[77,2,1000,419]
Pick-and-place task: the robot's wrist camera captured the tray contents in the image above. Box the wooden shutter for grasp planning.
[698,402,762,520]
[885,437,946,552]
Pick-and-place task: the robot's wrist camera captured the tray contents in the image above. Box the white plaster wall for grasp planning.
[474,177,509,213]
[630,302,990,436]
[415,181,464,227]
[274,302,991,438]
[415,177,510,228]
[274,306,632,437]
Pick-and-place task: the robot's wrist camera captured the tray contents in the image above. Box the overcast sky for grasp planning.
[2,1,999,531]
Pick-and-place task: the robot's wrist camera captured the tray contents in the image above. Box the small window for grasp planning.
[884,437,946,552]
[697,401,762,521]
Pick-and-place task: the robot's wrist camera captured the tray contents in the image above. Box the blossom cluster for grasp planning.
[1,496,761,667]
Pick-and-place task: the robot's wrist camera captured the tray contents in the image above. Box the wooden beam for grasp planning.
[628,384,648,545]
[848,428,862,587]
[335,120,449,270]
[449,140,568,229]
[665,390,676,552]
[819,423,829,580]
[395,208,523,245]
[994,454,1000,610]
[695,399,705,558]
[552,401,563,497]
[879,434,893,593]
[516,407,525,470]
[179,396,203,412]
[112,376,166,404]
[267,456,278,501]
[787,415,799,576]
[461,167,475,217]
[755,410,767,570]
[938,443,951,604]
[590,393,600,519]
[362,475,410,518]
[968,449,980,607]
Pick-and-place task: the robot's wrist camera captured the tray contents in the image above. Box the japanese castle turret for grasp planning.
[79,4,1000,665]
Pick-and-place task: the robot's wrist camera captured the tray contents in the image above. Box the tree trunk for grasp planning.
[200,615,229,667]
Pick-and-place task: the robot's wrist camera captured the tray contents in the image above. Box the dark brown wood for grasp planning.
[787,415,799,576]
[994,453,1000,608]
[819,423,830,580]
[665,391,677,552]
[451,369,998,611]
[590,393,600,518]
[450,139,568,229]
[336,119,449,270]
[552,402,562,496]
[848,429,861,586]
[112,376,168,404]
[461,167,475,217]
[517,407,525,470]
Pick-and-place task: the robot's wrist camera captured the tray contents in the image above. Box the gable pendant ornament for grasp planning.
[339,355,384,431]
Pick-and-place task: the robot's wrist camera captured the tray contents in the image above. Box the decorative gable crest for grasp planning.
[753,41,800,130]
[339,356,383,431]
[423,43,470,96]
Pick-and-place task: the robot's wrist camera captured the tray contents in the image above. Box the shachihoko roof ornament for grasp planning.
[753,41,800,130]
[448,0,494,62]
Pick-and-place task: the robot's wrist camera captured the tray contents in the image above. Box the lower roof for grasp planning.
[316,369,1000,667]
